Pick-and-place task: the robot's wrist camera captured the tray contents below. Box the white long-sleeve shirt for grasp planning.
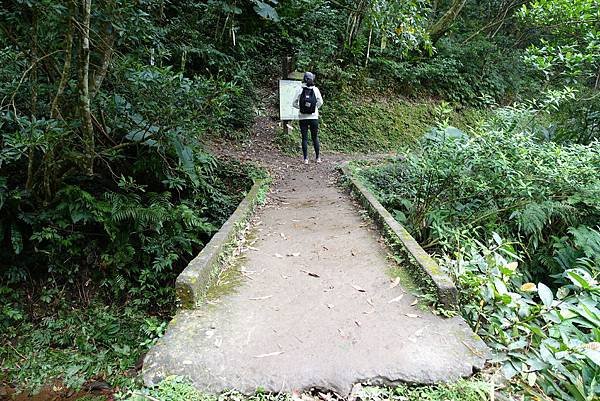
[292,84,323,120]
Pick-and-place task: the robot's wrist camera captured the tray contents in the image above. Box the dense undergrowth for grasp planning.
[2,0,599,398]
[358,102,600,399]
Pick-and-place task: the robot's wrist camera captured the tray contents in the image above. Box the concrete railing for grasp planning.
[341,163,458,308]
[176,179,267,309]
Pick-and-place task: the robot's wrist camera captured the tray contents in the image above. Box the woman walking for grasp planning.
[293,72,323,164]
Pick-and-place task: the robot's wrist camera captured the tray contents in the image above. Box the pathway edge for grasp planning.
[341,162,458,308]
[176,179,268,309]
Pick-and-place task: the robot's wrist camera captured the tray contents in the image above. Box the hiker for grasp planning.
[292,72,323,164]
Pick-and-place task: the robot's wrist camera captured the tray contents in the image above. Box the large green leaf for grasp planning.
[538,282,553,308]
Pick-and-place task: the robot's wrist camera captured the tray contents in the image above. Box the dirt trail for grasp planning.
[142,116,489,394]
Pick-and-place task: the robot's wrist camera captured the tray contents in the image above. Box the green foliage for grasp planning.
[121,376,491,401]
[359,107,600,279]
[369,37,534,106]
[1,299,166,392]
[278,94,487,153]
[443,240,599,401]
[359,102,600,399]
[519,0,600,86]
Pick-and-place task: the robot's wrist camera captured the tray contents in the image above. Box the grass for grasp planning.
[121,376,494,401]
[277,93,489,154]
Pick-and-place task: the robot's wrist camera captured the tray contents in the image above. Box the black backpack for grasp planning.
[299,87,317,114]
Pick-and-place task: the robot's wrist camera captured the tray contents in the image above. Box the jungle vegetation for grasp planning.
[1,0,598,400]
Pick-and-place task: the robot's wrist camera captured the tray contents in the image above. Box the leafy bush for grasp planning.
[357,104,600,399]
[443,240,599,401]
[368,37,535,106]
[359,109,600,280]
[1,300,166,391]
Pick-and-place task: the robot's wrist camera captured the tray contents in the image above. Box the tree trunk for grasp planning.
[90,28,115,99]
[79,0,94,175]
[365,26,372,66]
[429,0,467,44]
[51,8,74,119]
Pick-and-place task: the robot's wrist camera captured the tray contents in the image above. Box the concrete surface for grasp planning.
[143,163,489,395]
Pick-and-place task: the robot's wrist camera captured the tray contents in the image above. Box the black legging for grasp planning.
[299,119,320,160]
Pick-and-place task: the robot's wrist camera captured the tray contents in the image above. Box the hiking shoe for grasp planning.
[316,158,322,164]
[303,159,309,165]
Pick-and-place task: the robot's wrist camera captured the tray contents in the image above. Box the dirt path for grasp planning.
[142,117,489,395]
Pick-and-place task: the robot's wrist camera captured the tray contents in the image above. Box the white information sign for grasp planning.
[279,79,302,121]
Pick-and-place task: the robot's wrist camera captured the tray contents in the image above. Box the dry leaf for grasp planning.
[405,313,420,318]
[300,269,320,278]
[351,249,357,256]
[254,351,284,358]
[388,294,404,304]
[249,295,273,301]
[389,277,401,289]
[584,342,600,351]
[521,282,537,292]
[410,300,418,306]
[354,320,361,327]
[352,284,366,292]
[274,253,284,258]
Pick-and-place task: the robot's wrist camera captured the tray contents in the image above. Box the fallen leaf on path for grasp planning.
[254,351,284,358]
[300,269,320,278]
[363,309,375,315]
[405,313,420,318]
[410,300,419,306]
[249,295,273,301]
[352,284,366,292]
[322,245,329,250]
[388,295,404,304]
[327,304,334,309]
[281,274,290,279]
[354,320,361,327]
[274,253,284,258]
[287,252,301,257]
[351,249,357,256]
[247,246,259,251]
[366,298,374,307]
[389,277,401,289]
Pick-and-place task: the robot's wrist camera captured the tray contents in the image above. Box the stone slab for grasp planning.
[143,165,489,395]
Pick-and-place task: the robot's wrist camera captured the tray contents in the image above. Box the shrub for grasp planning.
[358,107,600,280]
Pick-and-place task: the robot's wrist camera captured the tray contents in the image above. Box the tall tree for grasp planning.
[429,0,467,43]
